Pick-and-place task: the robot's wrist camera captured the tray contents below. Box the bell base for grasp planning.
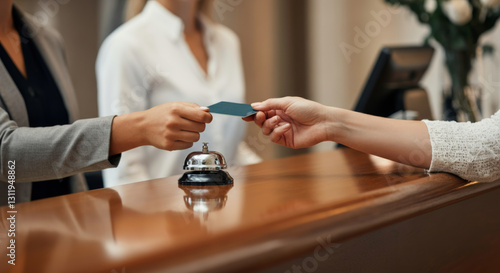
[178,170,234,186]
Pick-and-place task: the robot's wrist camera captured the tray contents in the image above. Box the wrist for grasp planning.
[130,110,148,147]
[110,111,147,155]
[322,106,346,143]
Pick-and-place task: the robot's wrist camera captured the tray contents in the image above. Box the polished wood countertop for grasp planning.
[2,148,499,273]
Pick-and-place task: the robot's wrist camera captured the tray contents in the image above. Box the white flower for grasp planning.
[425,0,437,13]
[442,0,473,25]
[480,0,500,8]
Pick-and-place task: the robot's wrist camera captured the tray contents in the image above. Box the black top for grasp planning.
[0,8,71,200]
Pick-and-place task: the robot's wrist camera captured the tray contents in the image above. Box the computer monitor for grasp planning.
[353,46,435,118]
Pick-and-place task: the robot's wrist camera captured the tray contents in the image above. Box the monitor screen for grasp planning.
[353,46,435,117]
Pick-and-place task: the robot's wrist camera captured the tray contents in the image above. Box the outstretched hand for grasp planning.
[143,102,213,151]
[246,97,333,149]
[244,96,433,170]
[111,102,212,155]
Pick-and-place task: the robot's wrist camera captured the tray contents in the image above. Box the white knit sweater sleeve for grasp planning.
[422,110,500,182]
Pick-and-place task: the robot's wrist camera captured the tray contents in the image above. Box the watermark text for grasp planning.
[6,160,16,266]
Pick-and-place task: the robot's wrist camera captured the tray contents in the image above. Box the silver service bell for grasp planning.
[178,142,234,185]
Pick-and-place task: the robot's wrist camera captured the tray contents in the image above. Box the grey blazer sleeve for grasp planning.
[0,108,120,183]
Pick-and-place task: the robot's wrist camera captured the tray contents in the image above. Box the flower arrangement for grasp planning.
[384,0,500,121]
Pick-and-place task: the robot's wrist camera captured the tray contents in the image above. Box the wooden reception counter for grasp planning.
[2,148,500,273]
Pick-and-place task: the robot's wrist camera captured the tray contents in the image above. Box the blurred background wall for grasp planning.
[13,0,500,160]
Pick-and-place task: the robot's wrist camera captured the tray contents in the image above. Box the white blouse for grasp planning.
[97,1,258,186]
[424,110,500,182]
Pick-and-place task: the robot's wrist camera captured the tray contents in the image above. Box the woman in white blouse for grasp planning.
[97,0,259,186]
[247,97,500,183]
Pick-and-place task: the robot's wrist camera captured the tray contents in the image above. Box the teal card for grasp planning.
[208,101,258,117]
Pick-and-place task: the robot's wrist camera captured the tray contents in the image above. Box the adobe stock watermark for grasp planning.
[51,124,99,178]
[20,0,72,39]
[213,0,245,21]
[108,63,166,115]
[32,0,71,26]
[4,0,70,55]
[284,235,341,273]
[6,160,17,266]
[339,4,404,64]
[246,127,273,154]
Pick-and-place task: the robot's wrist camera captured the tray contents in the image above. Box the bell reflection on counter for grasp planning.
[179,184,233,214]
[179,142,234,185]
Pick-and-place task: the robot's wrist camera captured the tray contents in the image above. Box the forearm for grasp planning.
[109,111,147,156]
[329,108,432,168]
[0,116,118,183]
